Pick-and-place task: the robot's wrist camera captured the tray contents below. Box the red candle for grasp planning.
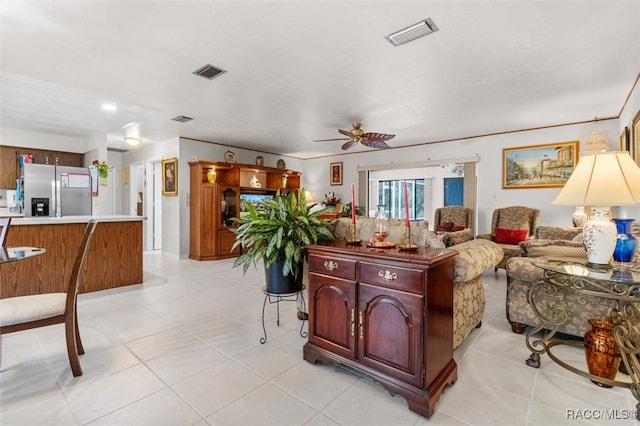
[404,180,410,226]
[351,183,356,224]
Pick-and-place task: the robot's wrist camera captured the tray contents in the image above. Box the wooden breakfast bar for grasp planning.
[1,216,144,298]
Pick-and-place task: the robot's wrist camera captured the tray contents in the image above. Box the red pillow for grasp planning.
[436,221,454,232]
[452,226,465,231]
[494,228,528,244]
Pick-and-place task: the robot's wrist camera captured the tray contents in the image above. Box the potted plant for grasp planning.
[94,161,111,185]
[231,189,335,294]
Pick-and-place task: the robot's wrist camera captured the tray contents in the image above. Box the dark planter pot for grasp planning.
[264,258,303,295]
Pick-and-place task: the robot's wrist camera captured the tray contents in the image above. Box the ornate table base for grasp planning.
[525,259,640,419]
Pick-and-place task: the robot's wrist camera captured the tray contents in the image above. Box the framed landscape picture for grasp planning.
[330,162,343,186]
[162,157,178,196]
[502,141,579,189]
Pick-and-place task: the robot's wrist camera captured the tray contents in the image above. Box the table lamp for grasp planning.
[551,151,640,266]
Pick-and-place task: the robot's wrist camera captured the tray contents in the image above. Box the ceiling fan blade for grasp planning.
[341,140,357,150]
[361,140,391,149]
[338,129,356,138]
[313,138,351,142]
[362,132,396,142]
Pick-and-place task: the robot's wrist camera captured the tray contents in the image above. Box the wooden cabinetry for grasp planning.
[0,145,85,188]
[189,160,301,260]
[304,241,458,418]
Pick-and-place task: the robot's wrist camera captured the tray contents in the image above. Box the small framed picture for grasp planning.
[330,162,343,186]
[162,157,178,196]
[633,110,640,166]
[620,126,630,152]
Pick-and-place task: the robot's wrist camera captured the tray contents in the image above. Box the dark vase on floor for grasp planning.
[613,218,638,262]
[584,319,620,388]
[264,258,303,295]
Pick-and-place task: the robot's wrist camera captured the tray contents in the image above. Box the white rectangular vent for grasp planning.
[385,18,439,46]
[172,115,193,123]
[192,64,226,80]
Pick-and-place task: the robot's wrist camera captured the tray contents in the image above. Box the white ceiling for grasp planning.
[1,1,639,158]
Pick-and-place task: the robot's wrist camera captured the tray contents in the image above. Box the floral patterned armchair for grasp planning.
[433,206,473,232]
[477,206,540,270]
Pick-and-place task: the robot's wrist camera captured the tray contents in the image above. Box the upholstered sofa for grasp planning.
[505,224,640,336]
[327,217,503,348]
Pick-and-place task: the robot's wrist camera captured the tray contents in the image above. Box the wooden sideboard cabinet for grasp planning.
[304,241,458,418]
[188,160,301,260]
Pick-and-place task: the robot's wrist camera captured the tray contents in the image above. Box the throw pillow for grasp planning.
[495,227,528,245]
[452,225,466,231]
[443,228,474,247]
[436,221,454,232]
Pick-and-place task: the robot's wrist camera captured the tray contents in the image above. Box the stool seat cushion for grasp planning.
[0,293,66,327]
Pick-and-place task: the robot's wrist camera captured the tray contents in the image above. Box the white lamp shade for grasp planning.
[552,151,640,206]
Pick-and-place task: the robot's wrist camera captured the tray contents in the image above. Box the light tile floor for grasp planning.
[1,252,636,425]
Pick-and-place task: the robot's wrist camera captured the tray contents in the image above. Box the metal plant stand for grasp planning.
[260,285,307,344]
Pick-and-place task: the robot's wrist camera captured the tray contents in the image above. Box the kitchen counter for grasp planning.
[10,215,145,224]
[2,216,145,297]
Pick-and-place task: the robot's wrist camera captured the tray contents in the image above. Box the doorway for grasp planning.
[444,177,464,206]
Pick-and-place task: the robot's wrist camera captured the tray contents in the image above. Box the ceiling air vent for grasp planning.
[172,115,193,123]
[385,18,439,46]
[192,64,226,80]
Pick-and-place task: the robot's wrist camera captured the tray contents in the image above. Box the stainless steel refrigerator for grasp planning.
[22,163,92,217]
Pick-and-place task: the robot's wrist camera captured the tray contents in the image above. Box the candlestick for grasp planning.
[398,225,418,251]
[403,180,410,226]
[351,183,356,224]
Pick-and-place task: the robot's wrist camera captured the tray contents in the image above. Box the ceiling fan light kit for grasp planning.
[385,18,439,46]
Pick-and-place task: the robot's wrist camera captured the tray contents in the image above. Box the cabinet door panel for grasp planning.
[308,273,356,359]
[0,146,17,188]
[359,283,423,387]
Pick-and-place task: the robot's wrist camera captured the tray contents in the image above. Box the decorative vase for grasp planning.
[612,218,638,262]
[582,207,617,265]
[373,205,389,243]
[584,318,620,388]
[99,171,108,186]
[207,169,217,183]
[255,156,264,167]
[572,206,587,228]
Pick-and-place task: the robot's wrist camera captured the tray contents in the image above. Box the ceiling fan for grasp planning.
[314,122,395,150]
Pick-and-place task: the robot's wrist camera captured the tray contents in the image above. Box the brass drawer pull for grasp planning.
[350,309,355,337]
[324,260,339,271]
[378,270,398,281]
[359,311,364,340]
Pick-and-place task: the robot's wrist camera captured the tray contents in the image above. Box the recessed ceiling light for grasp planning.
[101,103,117,112]
[385,18,439,46]
[124,137,141,146]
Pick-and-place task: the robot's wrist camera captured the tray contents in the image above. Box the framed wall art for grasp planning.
[619,126,630,152]
[502,141,579,189]
[633,110,640,166]
[330,162,343,186]
[162,157,178,196]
